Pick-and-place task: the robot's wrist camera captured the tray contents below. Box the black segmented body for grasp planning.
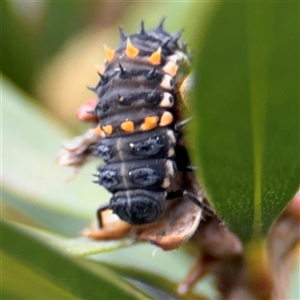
[93,21,191,225]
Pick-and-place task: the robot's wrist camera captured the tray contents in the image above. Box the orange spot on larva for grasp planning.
[125,38,139,58]
[93,126,103,136]
[159,112,174,126]
[163,62,178,77]
[103,45,115,62]
[148,47,162,65]
[102,125,113,135]
[120,121,134,133]
[141,116,159,131]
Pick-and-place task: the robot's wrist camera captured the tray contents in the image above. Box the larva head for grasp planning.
[110,191,166,225]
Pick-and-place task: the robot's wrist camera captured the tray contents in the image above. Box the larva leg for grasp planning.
[97,202,110,228]
[167,190,214,217]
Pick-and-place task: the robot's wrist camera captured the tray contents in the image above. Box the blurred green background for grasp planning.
[2,1,211,130]
[2,1,216,299]
[2,1,299,299]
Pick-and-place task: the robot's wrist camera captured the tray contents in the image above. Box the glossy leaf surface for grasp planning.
[188,2,299,242]
[1,221,150,300]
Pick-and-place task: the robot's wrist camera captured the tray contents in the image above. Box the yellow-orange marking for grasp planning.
[160,75,174,90]
[168,54,178,63]
[159,112,173,126]
[103,45,115,62]
[161,178,171,188]
[125,38,139,58]
[120,120,134,133]
[162,61,178,77]
[141,116,159,131]
[159,92,174,107]
[93,126,103,136]
[102,125,113,135]
[148,47,162,65]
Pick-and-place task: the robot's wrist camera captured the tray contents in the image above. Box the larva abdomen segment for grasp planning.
[95,159,176,193]
[95,128,177,163]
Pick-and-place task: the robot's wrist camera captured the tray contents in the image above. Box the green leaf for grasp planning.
[188,2,299,242]
[5,221,136,257]
[1,220,151,299]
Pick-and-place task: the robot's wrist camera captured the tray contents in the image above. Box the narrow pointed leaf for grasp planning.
[188,2,299,242]
[1,221,151,299]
